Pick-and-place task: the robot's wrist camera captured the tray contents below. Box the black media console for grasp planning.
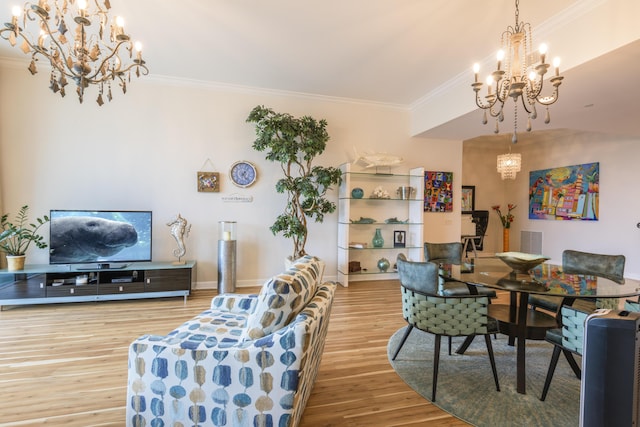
[0,261,196,309]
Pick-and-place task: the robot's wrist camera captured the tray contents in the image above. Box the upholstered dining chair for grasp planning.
[539,251,627,401]
[539,305,587,401]
[393,256,500,402]
[529,250,626,314]
[424,242,496,298]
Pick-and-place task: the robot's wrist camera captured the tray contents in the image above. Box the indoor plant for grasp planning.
[247,105,343,261]
[0,205,50,271]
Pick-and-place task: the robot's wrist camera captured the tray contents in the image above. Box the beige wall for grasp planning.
[463,133,640,279]
[0,64,463,287]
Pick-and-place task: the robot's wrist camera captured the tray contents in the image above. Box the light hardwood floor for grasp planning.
[0,280,491,426]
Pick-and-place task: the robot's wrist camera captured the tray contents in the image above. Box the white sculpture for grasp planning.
[167,213,191,264]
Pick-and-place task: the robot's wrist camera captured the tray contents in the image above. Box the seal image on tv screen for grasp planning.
[49,216,139,263]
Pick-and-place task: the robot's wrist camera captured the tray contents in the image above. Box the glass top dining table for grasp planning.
[446,256,640,395]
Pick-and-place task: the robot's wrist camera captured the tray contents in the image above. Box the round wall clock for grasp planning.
[229,161,257,188]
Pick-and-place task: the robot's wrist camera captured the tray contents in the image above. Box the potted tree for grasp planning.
[247,105,343,261]
[0,205,50,271]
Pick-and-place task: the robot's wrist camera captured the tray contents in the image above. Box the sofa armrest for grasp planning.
[210,293,258,314]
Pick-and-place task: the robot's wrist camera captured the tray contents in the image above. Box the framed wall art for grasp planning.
[394,230,406,248]
[197,171,220,192]
[461,185,475,214]
[424,171,453,212]
[529,162,599,221]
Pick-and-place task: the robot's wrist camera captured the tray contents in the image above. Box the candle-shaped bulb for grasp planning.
[539,43,548,64]
[496,49,505,70]
[115,16,124,28]
[486,75,493,94]
[11,5,21,17]
[473,63,479,82]
[553,57,560,76]
[528,70,537,81]
[37,29,47,47]
[77,0,87,10]
[134,41,143,60]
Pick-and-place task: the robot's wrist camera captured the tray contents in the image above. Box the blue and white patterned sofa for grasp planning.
[126,256,336,427]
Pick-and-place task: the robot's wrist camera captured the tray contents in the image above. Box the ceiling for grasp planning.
[0,0,638,143]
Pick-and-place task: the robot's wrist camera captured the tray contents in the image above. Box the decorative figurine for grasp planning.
[167,213,191,264]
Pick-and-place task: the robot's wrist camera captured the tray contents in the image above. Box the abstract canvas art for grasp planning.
[529,162,599,221]
[424,171,453,212]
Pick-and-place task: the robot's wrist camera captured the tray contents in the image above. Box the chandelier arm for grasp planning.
[519,94,534,115]
[535,80,562,106]
[474,91,497,110]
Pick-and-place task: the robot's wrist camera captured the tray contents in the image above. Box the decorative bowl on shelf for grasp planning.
[496,251,550,273]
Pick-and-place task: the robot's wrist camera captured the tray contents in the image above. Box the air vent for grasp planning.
[520,231,542,254]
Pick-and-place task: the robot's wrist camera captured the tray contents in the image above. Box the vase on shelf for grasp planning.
[377,257,390,272]
[372,228,384,248]
[502,228,510,252]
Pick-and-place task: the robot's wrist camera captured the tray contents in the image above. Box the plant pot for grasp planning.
[6,255,26,271]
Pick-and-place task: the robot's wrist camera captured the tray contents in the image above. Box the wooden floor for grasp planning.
[0,280,497,426]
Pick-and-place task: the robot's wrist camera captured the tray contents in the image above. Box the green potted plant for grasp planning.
[247,105,343,261]
[0,205,50,271]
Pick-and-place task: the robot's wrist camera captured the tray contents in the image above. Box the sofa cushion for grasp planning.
[241,256,323,341]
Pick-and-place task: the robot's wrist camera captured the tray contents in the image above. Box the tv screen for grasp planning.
[49,210,152,266]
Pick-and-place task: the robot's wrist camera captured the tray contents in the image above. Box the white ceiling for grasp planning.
[0,0,638,142]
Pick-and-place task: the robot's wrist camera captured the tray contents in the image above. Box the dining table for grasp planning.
[446,256,640,395]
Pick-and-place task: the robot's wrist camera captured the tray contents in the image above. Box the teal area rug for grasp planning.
[387,327,580,427]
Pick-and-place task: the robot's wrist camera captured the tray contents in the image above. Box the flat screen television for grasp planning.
[49,210,152,268]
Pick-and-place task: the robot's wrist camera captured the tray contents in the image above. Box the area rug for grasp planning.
[387,326,580,427]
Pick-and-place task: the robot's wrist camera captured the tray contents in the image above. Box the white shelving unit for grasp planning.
[337,163,424,287]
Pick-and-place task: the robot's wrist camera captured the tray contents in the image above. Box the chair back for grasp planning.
[424,242,462,265]
[470,210,489,251]
[397,257,491,337]
[562,250,625,284]
[560,305,589,355]
[396,257,439,295]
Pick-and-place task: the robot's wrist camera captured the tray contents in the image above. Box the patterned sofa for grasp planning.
[126,256,336,427]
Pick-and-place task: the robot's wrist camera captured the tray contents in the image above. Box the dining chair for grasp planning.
[540,299,640,402]
[424,242,496,298]
[538,250,627,401]
[539,305,587,401]
[393,256,500,402]
[529,250,626,314]
[461,210,489,258]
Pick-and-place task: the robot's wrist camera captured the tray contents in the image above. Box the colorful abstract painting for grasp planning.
[529,162,599,221]
[424,171,453,212]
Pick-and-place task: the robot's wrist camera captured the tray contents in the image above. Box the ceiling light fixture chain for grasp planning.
[0,0,148,106]
[471,0,564,143]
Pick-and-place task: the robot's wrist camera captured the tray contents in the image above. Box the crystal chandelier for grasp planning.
[497,151,521,180]
[0,0,148,106]
[472,0,563,143]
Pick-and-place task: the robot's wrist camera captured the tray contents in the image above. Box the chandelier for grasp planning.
[0,0,148,106]
[497,151,521,180]
[472,0,563,143]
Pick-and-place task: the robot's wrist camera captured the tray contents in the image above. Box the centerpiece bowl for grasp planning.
[496,251,550,273]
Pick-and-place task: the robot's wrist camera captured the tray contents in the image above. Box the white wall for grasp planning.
[464,133,640,279]
[0,64,462,287]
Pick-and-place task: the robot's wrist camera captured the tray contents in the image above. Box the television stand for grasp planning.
[0,261,196,309]
[75,263,129,271]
